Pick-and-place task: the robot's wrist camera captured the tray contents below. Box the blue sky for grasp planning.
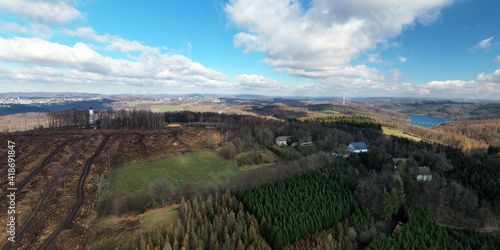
[0,0,499,100]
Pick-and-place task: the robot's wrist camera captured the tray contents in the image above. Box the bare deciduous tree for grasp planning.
[149,178,174,207]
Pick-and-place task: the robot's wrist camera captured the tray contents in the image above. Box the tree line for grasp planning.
[47,108,164,129]
[295,115,382,130]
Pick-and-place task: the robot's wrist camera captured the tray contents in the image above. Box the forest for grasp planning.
[296,115,382,131]
[445,146,500,204]
[238,167,368,249]
[38,108,500,249]
[435,119,500,147]
[91,191,270,249]
[247,105,308,119]
[367,208,500,249]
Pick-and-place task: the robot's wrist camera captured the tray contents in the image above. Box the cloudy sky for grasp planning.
[0,0,499,99]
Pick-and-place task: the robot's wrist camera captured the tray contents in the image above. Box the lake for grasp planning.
[408,115,454,128]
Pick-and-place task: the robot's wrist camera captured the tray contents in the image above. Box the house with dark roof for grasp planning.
[348,142,368,153]
[392,158,408,170]
[417,166,432,181]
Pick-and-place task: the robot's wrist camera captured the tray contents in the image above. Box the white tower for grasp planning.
[341,91,347,106]
[89,108,95,126]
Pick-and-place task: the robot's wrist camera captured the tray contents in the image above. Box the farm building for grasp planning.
[276,136,292,147]
[348,142,368,153]
[417,166,432,181]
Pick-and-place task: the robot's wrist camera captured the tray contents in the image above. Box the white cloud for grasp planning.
[226,0,452,81]
[399,70,500,100]
[63,27,111,43]
[474,70,500,101]
[64,27,161,54]
[0,22,53,39]
[365,53,383,63]
[493,55,500,63]
[417,8,442,25]
[476,69,500,84]
[0,37,228,87]
[234,74,288,90]
[421,80,467,90]
[0,66,229,95]
[0,0,495,99]
[105,38,160,54]
[388,69,403,85]
[471,37,494,52]
[293,68,499,99]
[223,0,498,99]
[413,80,473,98]
[0,0,83,25]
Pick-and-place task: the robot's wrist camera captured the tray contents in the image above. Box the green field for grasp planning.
[383,127,422,141]
[317,110,340,115]
[150,105,181,113]
[108,151,240,198]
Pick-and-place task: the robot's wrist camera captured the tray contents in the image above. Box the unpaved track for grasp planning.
[38,135,112,250]
[118,134,128,152]
[0,139,47,188]
[3,139,89,250]
[0,138,82,203]
[138,133,146,148]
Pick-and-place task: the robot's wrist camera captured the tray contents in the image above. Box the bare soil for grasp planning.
[0,126,219,249]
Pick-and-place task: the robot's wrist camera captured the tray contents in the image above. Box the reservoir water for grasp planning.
[408,115,454,128]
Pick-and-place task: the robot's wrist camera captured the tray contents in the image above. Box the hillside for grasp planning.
[1,108,499,249]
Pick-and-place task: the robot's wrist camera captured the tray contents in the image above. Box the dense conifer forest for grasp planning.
[238,167,368,249]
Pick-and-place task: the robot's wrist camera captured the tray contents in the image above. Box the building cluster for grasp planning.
[275,136,313,148]
[329,141,433,181]
[117,96,223,105]
[0,97,101,105]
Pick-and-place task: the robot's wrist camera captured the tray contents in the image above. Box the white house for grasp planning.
[276,136,292,147]
[348,142,368,153]
[417,166,432,181]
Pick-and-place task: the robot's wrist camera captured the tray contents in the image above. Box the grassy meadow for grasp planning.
[317,110,340,115]
[108,151,240,198]
[150,105,181,113]
[383,127,422,141]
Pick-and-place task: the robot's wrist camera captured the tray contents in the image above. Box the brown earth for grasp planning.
[0,126,220,249]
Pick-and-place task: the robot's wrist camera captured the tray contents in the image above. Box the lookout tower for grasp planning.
[88,108,95,128]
